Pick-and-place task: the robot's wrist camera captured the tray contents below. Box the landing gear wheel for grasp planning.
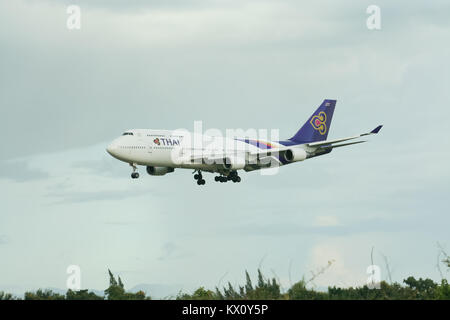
[231,175,241,183]
[193,170,203,181]
[193,170,205,185]
[130,163,139,179]
[214,176,220,182]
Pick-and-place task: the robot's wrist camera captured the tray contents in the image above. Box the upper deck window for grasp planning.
[122,132,134,136]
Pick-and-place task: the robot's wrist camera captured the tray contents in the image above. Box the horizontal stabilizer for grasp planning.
[370,125,383,134]
[361,125,383,136]
[324,140,366,149]
[307,125,383,148]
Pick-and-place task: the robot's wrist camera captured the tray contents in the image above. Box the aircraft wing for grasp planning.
[188,147,255,163]
[187,125,382,163]
[188,147,289,163]
[305,125,382,148]
[248,145,293,156]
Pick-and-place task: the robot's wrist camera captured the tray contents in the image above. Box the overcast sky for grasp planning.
[1,0,449,297]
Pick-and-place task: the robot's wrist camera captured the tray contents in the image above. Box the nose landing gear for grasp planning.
[131,172,139,179]
[130,163,139,179]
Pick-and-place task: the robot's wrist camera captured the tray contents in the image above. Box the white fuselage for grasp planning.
[106,129,288,174]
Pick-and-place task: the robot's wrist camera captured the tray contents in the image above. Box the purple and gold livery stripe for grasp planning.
[236,139,277,150]
[236,138,289,165]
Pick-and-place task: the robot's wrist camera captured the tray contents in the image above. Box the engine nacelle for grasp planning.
[283,148,307,163]
[146,166,175,176]
[222,156,246,170]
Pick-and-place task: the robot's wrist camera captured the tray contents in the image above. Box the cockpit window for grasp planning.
[122,132,134,136]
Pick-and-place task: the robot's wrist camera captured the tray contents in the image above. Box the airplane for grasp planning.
[106,99,382,185]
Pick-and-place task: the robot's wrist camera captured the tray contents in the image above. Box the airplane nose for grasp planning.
[106,143,116,156]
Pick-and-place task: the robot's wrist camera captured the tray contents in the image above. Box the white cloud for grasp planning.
[307,242,366,288]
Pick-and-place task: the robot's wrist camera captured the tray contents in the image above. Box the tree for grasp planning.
[403,277,437,299]
[24,289,65,300]
[66,289,103,300]
[177,287,215,300]
[0,291,16,300]
[179,269,281,300]
[289,279,327,300]
[437,279,450,300]
[104,269,149,300]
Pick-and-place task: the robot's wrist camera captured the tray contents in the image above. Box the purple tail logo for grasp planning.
[310,111,327,135]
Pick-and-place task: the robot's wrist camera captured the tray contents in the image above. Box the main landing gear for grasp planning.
[215,171,241,183]
[130,163,139,179]
[193,170,206,185]
[193,170,241,185]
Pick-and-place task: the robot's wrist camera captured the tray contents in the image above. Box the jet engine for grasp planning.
[283,148,307,163]
[222,156,246,170]
[146,166,175,176]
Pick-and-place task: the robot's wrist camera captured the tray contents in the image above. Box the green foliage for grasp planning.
[289,279,327,300]
[223,269,280,300]
[444,258,450,268]
[177,287,216,300]
[24,289,65,300]
[403,277,437,299]
[21,270,149,300]
[0,291,16,300]
[328,281,414,300]
[104,269,149,300]
[441,249,450,269]
[177,271,449,301]
[6,268,450,300]
[178,269,280,300]
[66,289,103,300]
[436,279,450,300]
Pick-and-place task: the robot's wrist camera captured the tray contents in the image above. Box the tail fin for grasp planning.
[289,99,336,143]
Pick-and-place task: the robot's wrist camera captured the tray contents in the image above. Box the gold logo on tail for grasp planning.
[310,112,327,135]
